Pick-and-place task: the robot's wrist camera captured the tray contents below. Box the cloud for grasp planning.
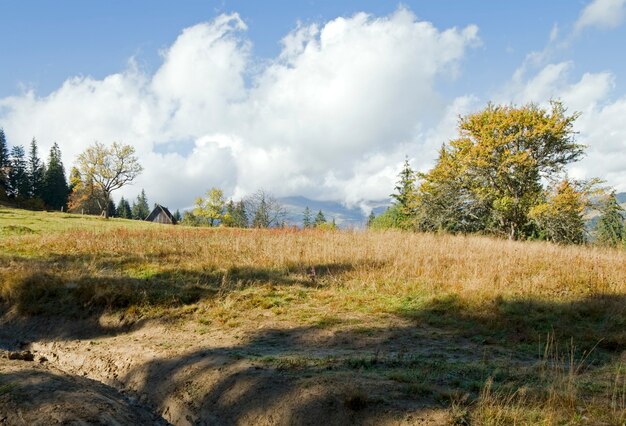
[0,9,480,210]
[575,0,626,33]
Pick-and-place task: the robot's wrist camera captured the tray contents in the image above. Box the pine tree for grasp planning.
[234,201,248,228]
[117,197,132,219]
[27,138,45,199]
[252,198,270,228]
[302,206,312,228]
[8,145,29,198]
[173,209,182,223]
[0,128,9,195]
[43,143,69,210]
[314,210,327,227]
[596,191,625,247]
[391,157,418,228]
[107,199,117,218]
[132,189,150,220]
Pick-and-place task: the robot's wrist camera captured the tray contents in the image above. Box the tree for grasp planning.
[27,138,45,199]
[117,197,132,219]
[173,209,182,223]
[107,199,117,218]
[391,157,418,229]
[302,206,312,229]
[67,166,103,214]
[314,210,327,227]
[369,205,404,230]
[0,128,9,195]
[244,189,286,228]
[417,102,585,240]
[529,179,586,244]
[193,188,225,226]
[595,191,625,247]
[233,201,248,228]
[8,145,28,198]
[76,142,142,218]
[367,211,376,228]
[43,143,69,210]
[131,189,150,220]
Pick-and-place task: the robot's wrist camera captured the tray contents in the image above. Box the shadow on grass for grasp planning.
[395,293,626,352]
[0,253,369,341]
[1,251,625,422]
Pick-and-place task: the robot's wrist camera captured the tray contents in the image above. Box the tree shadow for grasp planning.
[0,253,376,342]
[117,293,626,424]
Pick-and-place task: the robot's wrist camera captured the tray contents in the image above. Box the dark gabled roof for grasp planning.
[145,204,177,224]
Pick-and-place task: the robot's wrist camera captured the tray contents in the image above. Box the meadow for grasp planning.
[1,206,625,424]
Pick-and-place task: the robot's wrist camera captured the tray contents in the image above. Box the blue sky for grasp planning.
[2,1,616,97]
[1,0,625,210]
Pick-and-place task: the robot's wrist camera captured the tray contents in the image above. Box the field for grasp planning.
[1,206,625,425]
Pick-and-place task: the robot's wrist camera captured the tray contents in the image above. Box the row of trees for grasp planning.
[183,188,287,228]
[302,206,336,229]
[0,130,69,210]
[1,130,149,220]
[371,102,625,247]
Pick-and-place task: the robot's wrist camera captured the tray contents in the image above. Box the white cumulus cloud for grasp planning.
[0,9,480,210]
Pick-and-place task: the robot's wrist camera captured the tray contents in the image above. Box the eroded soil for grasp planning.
[0,310,500,425]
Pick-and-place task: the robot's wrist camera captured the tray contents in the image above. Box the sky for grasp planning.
[1,0,625,211]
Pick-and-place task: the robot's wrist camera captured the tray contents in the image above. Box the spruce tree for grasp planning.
[0,128,9,194]
[596,191,625,247]
[27,138,45,199]
[252,198,270,228]
[173,209,182,223]
[116,197,132,219]
[391,157,418,228]
[314,210,327,227]
[107,199,117,218]
[303,206,312,228]
[43,143,69,210]
[131,189,150,220]
[234,201,248,228]
[8,145,29,198]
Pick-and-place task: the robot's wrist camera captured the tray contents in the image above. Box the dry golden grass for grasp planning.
[1,206,626,423]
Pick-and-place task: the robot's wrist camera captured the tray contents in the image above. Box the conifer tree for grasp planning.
[27,138,45,199]
[107,199,117,218]
[132,189,150,220]
[391,157,418,227]
[173,209,182,223]
[233,201,248,228]
[0,128,9,194]
[117,197,132,219]
[596,191,625,247]
[252,198,270,228]
[314,210,327,227]
[43,143,69,210]
[8,145,29,198]
[303,206,312,228]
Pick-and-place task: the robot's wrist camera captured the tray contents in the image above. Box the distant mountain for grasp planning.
[279,196,391,229]
[279,192,625,230]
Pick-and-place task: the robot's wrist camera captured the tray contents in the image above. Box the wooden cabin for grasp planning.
[146,204,177,224]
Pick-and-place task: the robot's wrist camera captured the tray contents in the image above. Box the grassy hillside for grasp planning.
[1,206,625,423]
